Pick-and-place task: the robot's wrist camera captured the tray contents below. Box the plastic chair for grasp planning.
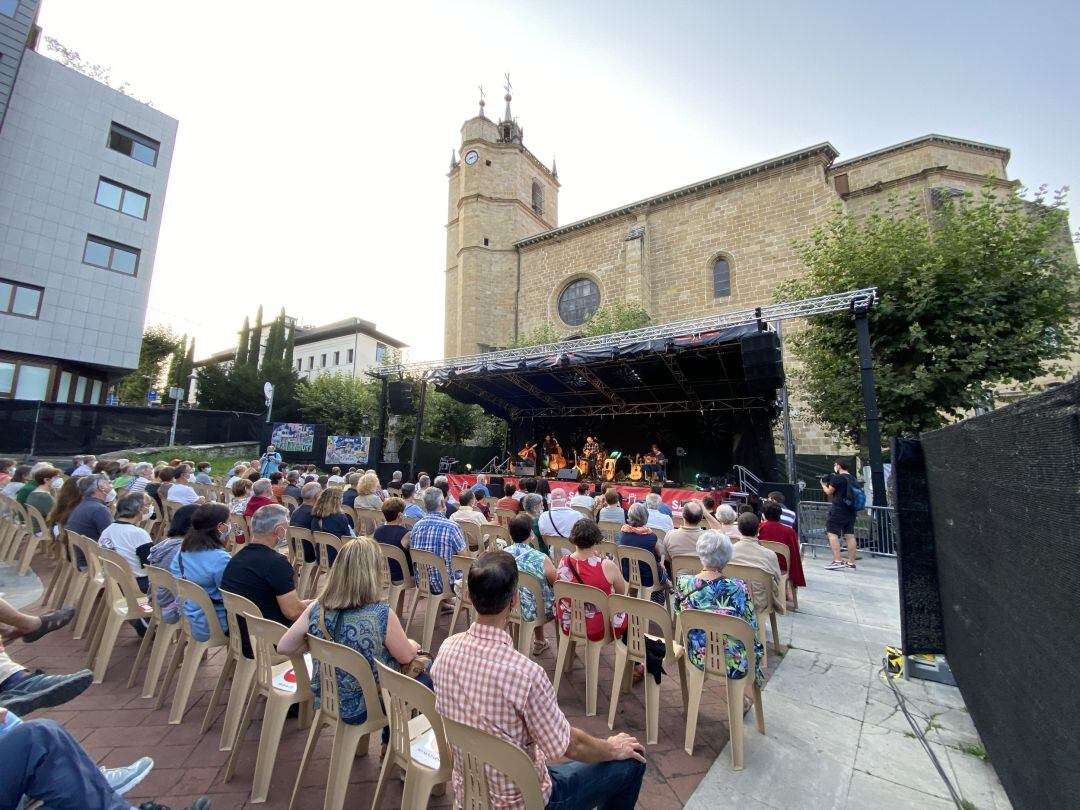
[483,522,512,550]
[572,505,593,518]
[676,609,764,766]
[288,633,388,810]
[163,577,230,724]
[607,593,687,744]
[598,539,618,561]
[405,548,456,651]
[41,527,74,609]
[598,520,622,543]
[377,542,415,616]
[224,613,313,803]
[762,540,798,609]
[17,503,49,575]
[506,570,550,660]
[670,554,702,580]
[91,556,152,683]
[132,564,182,698]
[552,581,615,716]
[372,661,451,810]
[340,504,358,529]
[68,533,104,641]
[287,526,317,598]
[723,562,781,665]
[355,507,384,536]
[203,590,261,751]
[616,544,669,607]
[311,531,346,596]
[494,507,517,526]
[544,535,575,567]
[448,554,475,634]
[441,716,546,810]
[282,494,300,513]
[228,514,247,551]
[458,520,485,553]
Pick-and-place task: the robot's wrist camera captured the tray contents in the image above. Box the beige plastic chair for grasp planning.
[339,504,358,529]
[91,556,152,683]
[458,520,485,553]
[224,613,313,803]
[311,531,346,596]
[377,542,416,616]
[676,609,764,766]
[372,660,451,810]
[598,539,619,561]
[572,505,593,518]
[41,528,74,609]
[288,633,388,810]
[616,544,669,607]
[228,514,247,551]
[762,540,798,609]
[405,548,456,651]
[287,526,317,598]
[598,520,623,543]
[544,535,575,567]
[607,593,687,745]
[484,522,512,550]
[132,564,183,698]
[670,554,702,580]
[506,570,550,660]
[282,494,300,513]
[355,507,384,536]
[162,577,230,724]
[494,507,518,526]
[441,716,546,810]
[203,590,261,751]
[17,503,49,575]
[402,515,418,529]
[552,581,615,716]
[68,533,104,641]
[724,562,781,665]
[448,554,476,634]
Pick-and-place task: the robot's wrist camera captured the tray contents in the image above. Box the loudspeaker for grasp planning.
[388,380,414,414]
[740,331,784,394]
[556,468,580,481]
[489,476,505,499]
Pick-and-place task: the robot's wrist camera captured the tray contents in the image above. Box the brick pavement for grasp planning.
[10,556,782,809]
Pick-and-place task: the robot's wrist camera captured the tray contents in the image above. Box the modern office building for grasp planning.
[0,0,177,404]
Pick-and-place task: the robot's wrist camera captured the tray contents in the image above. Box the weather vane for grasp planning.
[504,73,512,97]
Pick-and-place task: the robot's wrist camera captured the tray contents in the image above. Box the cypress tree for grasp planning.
[248,305,263,369]
[283,320,295,370]
[181,339,195,399]
[236,317,250,366]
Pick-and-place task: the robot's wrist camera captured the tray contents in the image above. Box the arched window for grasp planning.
[712,256,732,298]
[532,181,544,215]
[558,278,600,326]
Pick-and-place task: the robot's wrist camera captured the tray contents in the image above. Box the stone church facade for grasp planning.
[443,94,1015,455]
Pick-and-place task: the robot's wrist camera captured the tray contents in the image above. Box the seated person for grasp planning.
[494,481,521,515]
[556,519,628,642]
[569,482,594,510]
[758,501,806,592]
[648,484,672,517]
[618,503,668,605]
[0,600,90,716]
[400,483,426,521]
[730,512,784,615]
[408,487,465,595]
[449,488,486,528]
[310,486,355,567]
[353,472,384,510]
[169,503,232,641]
[372,497,412,581]
[643,492,674,534]
[505,514,556,656]
[149,505,198,624]
[432,550,646,809]
[98,493,154,593]
[289,481,321,563]
[663,499,706,561]
[596,486,627,524]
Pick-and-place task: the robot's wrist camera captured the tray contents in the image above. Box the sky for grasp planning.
[36,0,1080,363]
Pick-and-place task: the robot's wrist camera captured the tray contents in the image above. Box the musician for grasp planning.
[518,442,537,465]
[645,443,667,481]
[582,436,601,478]
[543,434,561,458]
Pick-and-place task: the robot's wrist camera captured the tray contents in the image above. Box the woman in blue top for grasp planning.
[168,503,232,641]
[310,486,354,567]
[617,502,668,605]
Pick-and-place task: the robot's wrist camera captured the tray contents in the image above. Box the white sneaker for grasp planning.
[824,560,846,571]
[103,756,153,796]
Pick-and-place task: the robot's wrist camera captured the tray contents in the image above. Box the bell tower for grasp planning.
[444,80,559,357]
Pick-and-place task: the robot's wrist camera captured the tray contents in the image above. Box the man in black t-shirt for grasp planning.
[821,458,859,571]
[221,504,310,657]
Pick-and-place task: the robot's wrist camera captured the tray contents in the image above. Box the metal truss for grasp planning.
[519,397,773,420]
[371,287,878,380]
[659,353,701,410]
[573,365,626,406]
[504,373,562,408]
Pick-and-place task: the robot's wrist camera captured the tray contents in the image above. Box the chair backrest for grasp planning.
[507,569,547,629]
[676,608,756,680]
[24,503,47,537]
[221,589,263,659]
[442,715,546,810]
[723,562,775,614]
[246,612,310,695]
[459,520,484,553]
[376,542,415,590]
[80,535,104,580]
[610,592,676,665]
[175,577,229,646]
[598,539,618,561]
[375,660,451,774]
[144,564,176,616]
[282,495,300,513]
[355,507,383,536]
[312,530,345,571]
[484,523,511,550]
[494,507,517,527]
[410,547,448,597]
[305,632,385,727]
[544,535,575,566]
[228,513,247,539]
[67,530,90,575]
[616,543,661,590]
[572,505,592,518]
[597,520,622,543]
[339,504,358,527]
[402,515,418,529]
[451,554,474,607]
[287,526,313,568]
[99,556,149,618]
[670,554,702,580]
[653,527,667,543]
[553,581,612,643]
[761,540,791,574]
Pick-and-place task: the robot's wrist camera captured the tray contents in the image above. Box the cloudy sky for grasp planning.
[36,0,1079,362]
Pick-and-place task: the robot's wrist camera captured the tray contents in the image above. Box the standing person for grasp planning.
[821,458,861,571]
[432,550,646,810]
[259,445,282,477]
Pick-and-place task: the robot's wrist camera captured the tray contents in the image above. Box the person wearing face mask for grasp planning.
[168,503,232,641]
[97,494,154,594]
[25,466,62,519]
[166,464,206,507]
[220,504,310,658]
[66,474,115,544]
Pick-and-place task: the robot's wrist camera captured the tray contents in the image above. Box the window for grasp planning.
[347,349,354,364]
[0,362,13,395]
[73,376,87,403]
[712,257,732,298]
[90,380,103,404]
[532,181,544,215]
[375,343,387,363]
[333,351,340,366]
[57,371,72,403]
[0,0,18,17]
[107,122,159,166]
[83,235,140,276]
[0,279,43,318]
[320,354,327,367]
[95,178,149,219]
[307,357,314,370]
[557,278,600,326]
[296,360,302,372]
[13,363,50,400]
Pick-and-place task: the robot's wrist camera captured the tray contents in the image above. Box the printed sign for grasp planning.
[325,435,371,465]
[271,653,314,693]
[270,422,316,453]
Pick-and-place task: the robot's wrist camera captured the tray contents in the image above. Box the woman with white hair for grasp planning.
[716,504,741,541]
[617,501,668,604]
[673,530,764,711]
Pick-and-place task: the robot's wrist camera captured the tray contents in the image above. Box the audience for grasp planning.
[67,474,114,544]
[283,470,304,503]
[449,488,486,527]
[327,466,345,486]
[673,531,765,712]
[372,496,412,581]
[618,502,668,604]
[473,488,491,520]
[471,473,490,498]
[649,484,673,517]
[400,483,426,521]
[643,492,674,534]
[194,462,213,486]
[664,499,706,561]
[506,513,556,655]
[149,504,197,624]
[26,465,62,518]
[166,464,204,507]
[700,494,724,529]
[0,601,90,716]
[596,486,627,523]
[729,512,784,614]
[409,486,465,595]
[127,462,154,494]
[767,490,798,530]
[353,472,383,510]
[432,476,457,517]
[433,550,645,809]
[290,480,322,564]
[556,519,628,641]
[242,478,277,519]
[569,482,594,509]
[0,458,15,488]
[759,501,806,595]
[310,486,355,567]
[494,481,520,514]
[14,463,47,505]
[269,471,286,502]
[71,455,95,477]
[717,503,741,541]
[1,464,29,499]
[45,477,82,534]
[169,503,232,641]
[340,472,361,508]
[98,493,154,593]
[229,479,253,517]
[537,487,583,538]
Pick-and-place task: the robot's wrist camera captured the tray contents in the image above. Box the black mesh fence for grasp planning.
[0,400,264,456]
[919,378,1079,809]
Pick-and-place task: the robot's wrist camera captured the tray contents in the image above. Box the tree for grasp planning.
[163,335,188,404]
[235,317,250,367]
[423,389,482,445]
[116,326,181,404]
[295,373,380,434]
[777,184,1079,445]
[581,301,651,337]
[247,305,263,369]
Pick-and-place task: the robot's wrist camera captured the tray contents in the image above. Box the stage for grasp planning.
[444,474,734,512]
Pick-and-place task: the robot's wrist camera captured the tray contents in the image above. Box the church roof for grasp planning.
[829,134,1011,172]
[514,142,839,248]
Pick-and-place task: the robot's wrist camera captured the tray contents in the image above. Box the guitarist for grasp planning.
[518,442,538,467]
[582,436,601,478]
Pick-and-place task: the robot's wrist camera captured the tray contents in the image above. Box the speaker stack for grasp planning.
[388,380,414,414]
[740,331,785,395]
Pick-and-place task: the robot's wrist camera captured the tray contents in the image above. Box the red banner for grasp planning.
[444,475,732,515]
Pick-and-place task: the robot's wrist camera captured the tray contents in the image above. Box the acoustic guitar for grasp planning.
[603,457,617,481]
[518,443,538,460]
[628,462,643,481]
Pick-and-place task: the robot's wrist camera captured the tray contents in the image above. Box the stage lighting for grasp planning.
[465,463,472,472]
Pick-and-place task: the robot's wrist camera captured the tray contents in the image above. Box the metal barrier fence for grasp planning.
[798,500,898,557]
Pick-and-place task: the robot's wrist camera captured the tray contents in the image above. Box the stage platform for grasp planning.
[444,474,733,511]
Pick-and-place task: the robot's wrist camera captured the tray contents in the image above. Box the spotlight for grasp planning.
[465,463,472,472]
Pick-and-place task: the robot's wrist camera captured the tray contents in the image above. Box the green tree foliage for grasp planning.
[295,373,380,434]
[423,389,482,444]
[777,185,1079,444]
[511,323,561,348]
[247,305,263,369]
[235,317,250,367]
[581,301,651,337]
[117,326,181,404]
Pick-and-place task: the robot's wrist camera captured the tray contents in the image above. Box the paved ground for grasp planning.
[5,555,785,809]
[685,556,1012,809]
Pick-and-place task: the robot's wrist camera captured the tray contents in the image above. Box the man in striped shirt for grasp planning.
[432,551,646,810]
[126,463,153,494]
[768,491,798,532]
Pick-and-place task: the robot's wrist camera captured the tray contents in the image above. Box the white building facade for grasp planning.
[0,2,177,404]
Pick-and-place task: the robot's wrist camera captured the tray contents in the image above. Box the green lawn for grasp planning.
[124,447,251,477]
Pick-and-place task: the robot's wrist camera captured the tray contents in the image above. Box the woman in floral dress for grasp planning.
[504,513,557,655]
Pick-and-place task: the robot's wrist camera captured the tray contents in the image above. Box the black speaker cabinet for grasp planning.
[740,331,785,394]
[556,468,580,481]
[388,380,414,415]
